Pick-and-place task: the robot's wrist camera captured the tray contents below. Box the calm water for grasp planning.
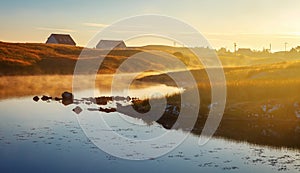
[0,92,300,172]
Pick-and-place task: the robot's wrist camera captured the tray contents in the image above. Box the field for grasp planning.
[0,42,200,75]
[2,41,300,75]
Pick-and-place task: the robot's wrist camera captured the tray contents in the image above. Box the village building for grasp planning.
[46,34,76,46]
[96,40,126,49]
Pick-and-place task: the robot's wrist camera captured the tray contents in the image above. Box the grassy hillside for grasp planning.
[1,41,300,75]
[0,42,80,75]
[0,41,142,75]
[0,42,203,75]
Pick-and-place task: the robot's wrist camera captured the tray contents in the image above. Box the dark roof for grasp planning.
[47,34,76,45]
[96,40,126,49]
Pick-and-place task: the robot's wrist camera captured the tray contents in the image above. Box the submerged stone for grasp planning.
[72,106,82,114]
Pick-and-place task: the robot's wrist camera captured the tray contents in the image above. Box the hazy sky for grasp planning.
[1,0,300,51]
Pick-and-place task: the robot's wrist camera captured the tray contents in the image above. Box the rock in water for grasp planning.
[54,97,62,101]
[33,96,39,102]
[99,107,116,113]
[72,106,82,114]
[62,92,73,100]
[41,95,52,101]
[62,91,74,106]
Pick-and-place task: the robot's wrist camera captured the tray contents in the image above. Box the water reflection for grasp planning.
[32,88,300,150]
[0,97,299,172]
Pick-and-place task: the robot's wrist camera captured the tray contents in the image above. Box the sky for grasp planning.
[0,0,300,51]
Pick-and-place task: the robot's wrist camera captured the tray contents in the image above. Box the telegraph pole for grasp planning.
[234,42,237,56]
[285,42,288,52]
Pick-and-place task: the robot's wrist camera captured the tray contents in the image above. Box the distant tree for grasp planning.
[295,46,300,52]
[218,47,227,54]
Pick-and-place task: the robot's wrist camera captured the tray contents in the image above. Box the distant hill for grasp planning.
[0,42,135,75]
[0,42,199,75]
[1,41,300,75]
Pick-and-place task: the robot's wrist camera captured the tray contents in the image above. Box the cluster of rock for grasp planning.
[33,92,74,106]
[33,92,184,119]
[33,92,135,114]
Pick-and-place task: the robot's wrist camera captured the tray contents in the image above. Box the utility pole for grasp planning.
[269,43,272,53]
[234,42,237,56]
[285,42,288,52]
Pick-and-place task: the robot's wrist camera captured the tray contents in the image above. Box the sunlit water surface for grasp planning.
[0,91,299,173]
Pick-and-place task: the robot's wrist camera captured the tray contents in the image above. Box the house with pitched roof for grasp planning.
[96,40,126,49]
[46,34,76,46]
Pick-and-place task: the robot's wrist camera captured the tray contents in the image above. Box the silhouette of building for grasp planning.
[96,40,126,49]
[46,34,76,46]
[237,48,252,55]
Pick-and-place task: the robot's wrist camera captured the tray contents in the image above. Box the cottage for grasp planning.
[46,34,76,46]
[96,40,126,49]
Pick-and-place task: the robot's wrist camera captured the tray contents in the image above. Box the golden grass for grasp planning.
[2,41,300,76]
[0,42,144,75]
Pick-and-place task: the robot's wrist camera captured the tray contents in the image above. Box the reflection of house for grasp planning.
[237,48,252,55]
[46,34,76,46]
[96,40,126,49]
